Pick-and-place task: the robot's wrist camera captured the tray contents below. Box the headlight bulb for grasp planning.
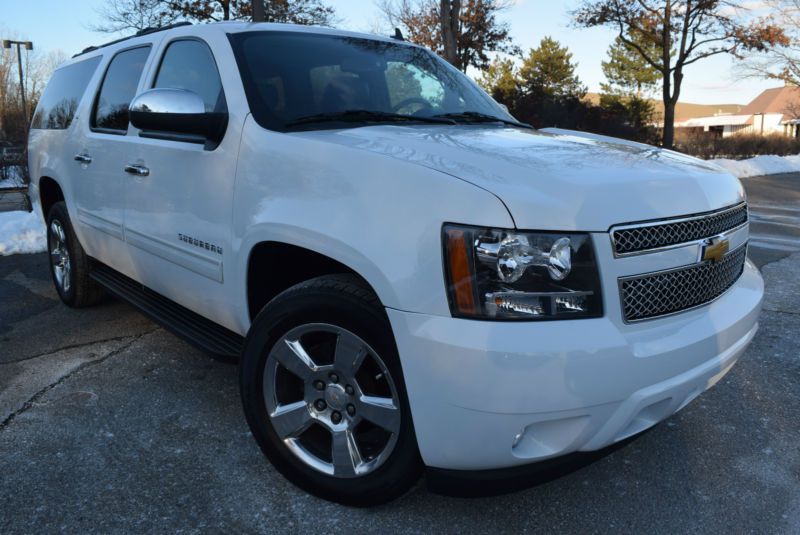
[480,234,572,282]
[547,237,572,280]
[496,234,531,283]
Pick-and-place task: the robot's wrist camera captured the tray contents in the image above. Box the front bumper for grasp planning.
[388,258,763,471]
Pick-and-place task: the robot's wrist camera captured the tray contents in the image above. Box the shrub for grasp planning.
[673,131,800,160]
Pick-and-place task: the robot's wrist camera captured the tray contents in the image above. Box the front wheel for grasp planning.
[240,275,422,506]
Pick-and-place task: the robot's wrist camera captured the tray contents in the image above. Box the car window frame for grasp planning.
[31,54,103,131]
[136,35,228,149]
[151,36,228,114]
[89,44,153,136]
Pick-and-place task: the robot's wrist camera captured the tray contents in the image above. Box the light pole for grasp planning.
[2,39,33,124]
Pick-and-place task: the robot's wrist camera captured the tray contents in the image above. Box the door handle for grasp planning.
[124,164,150,177]
[74,153,92,164]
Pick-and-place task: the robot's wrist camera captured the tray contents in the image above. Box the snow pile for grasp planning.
[0,210,46,255]
[712,154,800,178]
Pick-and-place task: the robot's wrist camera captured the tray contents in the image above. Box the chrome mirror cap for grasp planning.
[129,88,205,115]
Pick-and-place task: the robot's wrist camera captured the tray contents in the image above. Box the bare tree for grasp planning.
[92,0,337,30]
[163,0,337,25]
[378,0,516,72]
[440,0,461,66]
[91,0,178,33]
[573,1,788,148]
[0,29,65,143]
[738,1,800,85]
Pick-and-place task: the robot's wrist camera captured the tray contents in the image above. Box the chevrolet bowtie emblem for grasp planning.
[701,236,730,263]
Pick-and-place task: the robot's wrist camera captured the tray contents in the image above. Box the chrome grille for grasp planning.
[612,203,748,255]
[620,245,747,322]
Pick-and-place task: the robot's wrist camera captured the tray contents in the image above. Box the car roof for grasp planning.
[64,21,416,68]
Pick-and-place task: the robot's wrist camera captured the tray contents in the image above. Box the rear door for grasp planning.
[122,37,240,329]
[73,45,153,267]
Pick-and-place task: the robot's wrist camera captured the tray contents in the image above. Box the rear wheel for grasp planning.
[46,201,104,307]
[240,275,422,506]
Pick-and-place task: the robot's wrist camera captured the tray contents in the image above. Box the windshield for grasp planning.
[228,31,519,131]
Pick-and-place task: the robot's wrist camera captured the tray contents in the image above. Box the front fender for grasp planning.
[232,117,514,328]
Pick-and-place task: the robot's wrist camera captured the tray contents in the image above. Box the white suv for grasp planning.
[28,22,763,505]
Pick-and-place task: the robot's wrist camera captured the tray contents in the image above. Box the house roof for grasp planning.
[740,86,800,118]
[678,114,753,128]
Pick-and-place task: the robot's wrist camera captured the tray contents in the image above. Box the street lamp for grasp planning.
[2,39,34,125]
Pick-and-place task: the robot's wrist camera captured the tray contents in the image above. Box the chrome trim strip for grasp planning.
[124,227,223,282]
[617,242,748,324]
[76,208,124,240]
[609,202,748,258]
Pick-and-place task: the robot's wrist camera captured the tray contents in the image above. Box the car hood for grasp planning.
[294,125,744,231]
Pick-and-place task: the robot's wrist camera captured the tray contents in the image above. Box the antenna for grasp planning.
[392,28,405,41]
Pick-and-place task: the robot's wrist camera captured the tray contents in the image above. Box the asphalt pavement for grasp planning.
[1,174,799,534]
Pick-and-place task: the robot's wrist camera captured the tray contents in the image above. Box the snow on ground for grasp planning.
[0,210,46,255]
[712,154,800,178]
[0,165,26,188]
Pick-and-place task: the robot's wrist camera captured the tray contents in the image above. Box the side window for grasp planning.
[31,56,101,130]
[92,46,151,133]
[154,40,225,112]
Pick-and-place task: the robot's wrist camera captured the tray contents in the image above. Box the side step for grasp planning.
[90,264,243,361]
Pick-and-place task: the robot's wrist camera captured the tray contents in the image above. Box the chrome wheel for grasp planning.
[264,323,401,478]
[49,220,71,293]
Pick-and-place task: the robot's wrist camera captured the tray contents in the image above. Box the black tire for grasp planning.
[240,274,423,506]
[46,201,105,307]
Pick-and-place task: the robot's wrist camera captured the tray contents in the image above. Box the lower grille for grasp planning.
[620,245,747,322]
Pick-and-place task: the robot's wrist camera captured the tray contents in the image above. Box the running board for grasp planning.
[90,264,243,361]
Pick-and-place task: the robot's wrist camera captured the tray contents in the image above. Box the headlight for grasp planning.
[443,225,603,320]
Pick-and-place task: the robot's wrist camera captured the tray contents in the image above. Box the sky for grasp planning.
[2,0,781,106]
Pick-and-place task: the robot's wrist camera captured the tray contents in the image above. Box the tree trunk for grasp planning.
[440,0,461,68]
[252,0,265,21]
[662,99,676,149]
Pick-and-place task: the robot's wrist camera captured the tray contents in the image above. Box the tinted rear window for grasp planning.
[31,56,101,130]
[92,46,151,133]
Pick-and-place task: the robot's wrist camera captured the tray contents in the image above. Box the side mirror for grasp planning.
[129,88,227,147]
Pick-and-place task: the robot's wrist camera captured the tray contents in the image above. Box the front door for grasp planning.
[122,37,239,329]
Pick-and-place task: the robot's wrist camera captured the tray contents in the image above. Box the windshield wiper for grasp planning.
[431,111,532,129]
[284,110,456,128]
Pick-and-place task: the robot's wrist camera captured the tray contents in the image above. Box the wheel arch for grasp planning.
[38,176,65,218]
[245,240,388,322]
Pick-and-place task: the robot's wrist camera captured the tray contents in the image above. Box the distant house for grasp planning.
[675,86,800,138]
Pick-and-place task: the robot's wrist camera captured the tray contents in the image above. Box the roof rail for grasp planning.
[72,21,193,58]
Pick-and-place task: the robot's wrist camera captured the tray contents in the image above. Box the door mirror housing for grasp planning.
[129,88,227,148]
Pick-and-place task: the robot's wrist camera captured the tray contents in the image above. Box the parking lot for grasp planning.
[1,174,799,533]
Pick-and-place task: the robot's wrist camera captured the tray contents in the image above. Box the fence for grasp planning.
[0,148,31,212]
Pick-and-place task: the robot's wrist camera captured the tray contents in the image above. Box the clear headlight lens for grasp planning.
[443,225,603,320]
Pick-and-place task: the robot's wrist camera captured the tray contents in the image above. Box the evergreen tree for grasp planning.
[477,56,519,105]
[518,37,586,100]
[601,36,660,98]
